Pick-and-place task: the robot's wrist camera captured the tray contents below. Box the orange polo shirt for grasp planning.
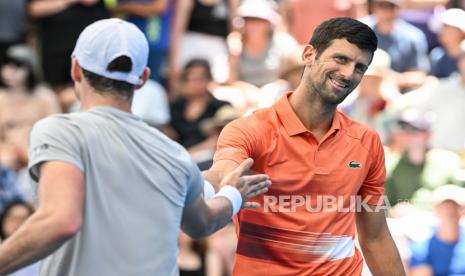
[214,92,386,276]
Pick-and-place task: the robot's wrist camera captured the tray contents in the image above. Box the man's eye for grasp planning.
[335,56,347,63]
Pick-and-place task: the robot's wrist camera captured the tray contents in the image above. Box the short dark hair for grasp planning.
[180,58,213,82]
[309,17,378,57]
[81,55,135,100]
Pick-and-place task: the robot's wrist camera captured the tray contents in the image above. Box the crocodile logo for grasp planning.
[348,160,362,169]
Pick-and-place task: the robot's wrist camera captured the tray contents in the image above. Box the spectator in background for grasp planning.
[0,0,27,67]
[403,39,465,152]
[192,105,241,170]
[362,0,430,90]
[430,8,465,78]
[170,0,239,91]
[131,79,170,129]
[0,45,60,170]
[227,0,299,87]
[258,45,305,107]
[177,231,224,276]
[111,0,173,82]
[280,0,368,45]
[0,167,23,214]
[27,0,108,109]
[0,200,34,241]
[0,200,38,276]
[409,185,465,276]
[384,109,461,209]
[169,59,229,149]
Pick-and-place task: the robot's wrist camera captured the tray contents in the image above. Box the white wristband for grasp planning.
[213,185,242,217]
[203,180,215,201]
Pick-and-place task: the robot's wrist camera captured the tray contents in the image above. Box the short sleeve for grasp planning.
[28,116,84,182]
[213,119,259,165]
[184,158,204,207]
[409,238,431,268]
[358,131,386,206]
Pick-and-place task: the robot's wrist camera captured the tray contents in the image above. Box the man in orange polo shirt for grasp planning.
[205,17,405,275]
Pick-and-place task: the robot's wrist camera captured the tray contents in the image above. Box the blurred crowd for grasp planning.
[1,0,465,275]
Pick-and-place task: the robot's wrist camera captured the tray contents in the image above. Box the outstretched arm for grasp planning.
[181,159,270,239]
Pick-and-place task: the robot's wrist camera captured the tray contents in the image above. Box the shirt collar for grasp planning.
[273,92,342,137]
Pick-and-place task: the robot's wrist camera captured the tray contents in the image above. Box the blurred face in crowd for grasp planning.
[243,17,272,38]
[439,25,465,55]
[303,39,372,105]
[182,65,211,98]
[397,124,430,149]
[372,2,399,24]
[0,61,28,88]
[436,200,463,222]
[1,204,32,239]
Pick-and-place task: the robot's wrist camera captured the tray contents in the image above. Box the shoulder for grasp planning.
[396,20,426,39]
[228,106,277,134]
[31,113,85,139]
[339,111,382,150]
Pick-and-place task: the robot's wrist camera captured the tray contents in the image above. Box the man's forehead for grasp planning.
[323,39,373,63]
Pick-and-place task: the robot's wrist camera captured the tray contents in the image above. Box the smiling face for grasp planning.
[303,39,373,105]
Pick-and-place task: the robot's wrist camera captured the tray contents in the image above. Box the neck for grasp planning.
[80,89,132,112]
[437,219,460,243]
[8,84,28,94]
[406,146,426,165]
[290,85,336,135]
[244,34,270,56]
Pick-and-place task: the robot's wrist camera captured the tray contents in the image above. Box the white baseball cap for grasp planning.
[238,0,281,25]
[439,8,465,33]
[72,18,149,85]
[433,184,465,207]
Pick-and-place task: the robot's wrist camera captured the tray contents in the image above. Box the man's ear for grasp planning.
[71,58,82,82]
[134,67,151,90]
[302,45,316,66]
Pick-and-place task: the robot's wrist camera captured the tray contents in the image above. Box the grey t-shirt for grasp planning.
[28,106,203,276]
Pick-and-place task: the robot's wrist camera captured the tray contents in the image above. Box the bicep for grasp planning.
[37,161,84,224]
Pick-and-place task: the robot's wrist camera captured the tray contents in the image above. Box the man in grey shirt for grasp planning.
[0,18,270,275]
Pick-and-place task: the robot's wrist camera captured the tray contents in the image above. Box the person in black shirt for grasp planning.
[169,58,229,149]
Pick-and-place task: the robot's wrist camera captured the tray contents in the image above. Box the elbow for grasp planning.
[51,215,82,241]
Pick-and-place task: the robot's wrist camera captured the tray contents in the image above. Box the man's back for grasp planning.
[28,107,202,276]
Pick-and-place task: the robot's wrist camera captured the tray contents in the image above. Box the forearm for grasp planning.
[0,211,77,274]
[28,0,76,18]
[183,196,233,239]
[113,0,168,17]
[360,234,405,276]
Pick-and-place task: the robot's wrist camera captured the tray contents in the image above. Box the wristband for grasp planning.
[213,185,242,217]
[203,180,215,201]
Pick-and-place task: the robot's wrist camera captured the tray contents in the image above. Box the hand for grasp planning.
[220,158,271,209]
